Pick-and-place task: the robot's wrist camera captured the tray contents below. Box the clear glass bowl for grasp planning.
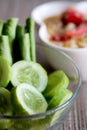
[0,45,82,130]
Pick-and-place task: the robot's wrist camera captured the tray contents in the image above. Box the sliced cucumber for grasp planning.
[0,87,12,129]
[11,60,48,92]
[11,83,48,115]
[48,88,73,109]
[0,56,11,88]
[43,70,69,99]
[48,88,73,126]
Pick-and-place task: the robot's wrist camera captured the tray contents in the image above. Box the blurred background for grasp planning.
[0,0,83,24]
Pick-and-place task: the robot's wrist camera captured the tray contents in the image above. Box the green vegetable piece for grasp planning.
[16,25,25,38]
[3,18,18,50]
[48,88,73,109]
[0,56,11,88]
[48,88,73,126]
[0,87,12,129]
[0,35,12,64]
[11,83,48,115]
[26,17,36,62]
[12,25,25,62]
[0,20,4,35]
[43,70,69,99]
[11,61,48,92]
[19,33,31,61]
[16,25,31,61]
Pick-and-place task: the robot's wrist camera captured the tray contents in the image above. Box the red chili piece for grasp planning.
[65,9,84,25]
[65,25,87,37]
[50,35,70,42]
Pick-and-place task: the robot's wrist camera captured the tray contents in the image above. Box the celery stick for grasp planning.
[0,20,4,35]
[14,25,31,61]
[26,17,36,62]
[16,25,25,38]
[19,33,31,61]
[12,25,25,62]
[0,35,12,64]
[3,18,18,50]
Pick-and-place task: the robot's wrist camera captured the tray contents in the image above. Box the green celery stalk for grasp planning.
[0,35,12,64]
[12,25,25,62]
[0,20,4,35]
[19,33,31,61]
[26,17,36,62]
[3,18,18,50]
[16,25,25,38]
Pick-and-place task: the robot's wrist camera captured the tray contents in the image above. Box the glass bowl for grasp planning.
[0,45,82,130]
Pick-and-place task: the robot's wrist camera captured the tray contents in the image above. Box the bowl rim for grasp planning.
[1,45,82,120]
[31,1,75,25]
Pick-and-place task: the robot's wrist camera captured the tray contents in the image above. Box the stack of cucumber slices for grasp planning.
[0,17,73,129]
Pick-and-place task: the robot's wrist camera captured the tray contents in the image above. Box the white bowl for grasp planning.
[31,1,87,82]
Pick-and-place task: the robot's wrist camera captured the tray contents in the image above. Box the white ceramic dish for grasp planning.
[31,1,87,82]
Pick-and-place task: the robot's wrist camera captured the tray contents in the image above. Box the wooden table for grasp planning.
[0,0,87,129]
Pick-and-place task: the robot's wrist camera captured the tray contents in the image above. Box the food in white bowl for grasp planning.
[31,1,87,82]
[43,8,87,48]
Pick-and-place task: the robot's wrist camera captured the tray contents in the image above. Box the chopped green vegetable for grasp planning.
[19,33,31,61]
[43,70,69,99]
[12,25,25,62]
[16,25,25,38]
[26,17,36,62]
[3,18,18,50]
[0,87,12,129]
[0,20,4,35]
[0,56,11,88]
[16,25,31,61]
[0,35,12,64]
[48,88,73,109]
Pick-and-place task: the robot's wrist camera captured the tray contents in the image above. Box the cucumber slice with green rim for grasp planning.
[0,35,12,64]
[0,87,12,129]
[48,88,73,109]
[48,88,73,126]
[43,70,69,99]
[11,60,48,92]
[11,83,48,115]
[0,56,11,88]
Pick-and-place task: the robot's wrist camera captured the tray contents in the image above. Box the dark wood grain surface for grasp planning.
[0,0,87,129]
